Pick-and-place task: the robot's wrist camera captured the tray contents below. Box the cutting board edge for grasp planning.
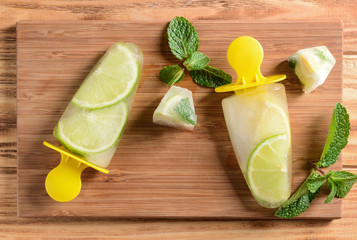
[16,20,344,26]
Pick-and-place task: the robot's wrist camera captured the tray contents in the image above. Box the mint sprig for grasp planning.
[275,103,356,219]
[317,103,350,168]
[159,16,232,88]
[159,65,185,86]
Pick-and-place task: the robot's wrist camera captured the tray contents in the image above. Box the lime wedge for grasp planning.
[153,86,196,131]
[256,101,291,143]
[72,42,143,109]
[54,102,128,155]
[247,134,291,208]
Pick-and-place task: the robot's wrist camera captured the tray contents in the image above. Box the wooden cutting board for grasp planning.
[17,21,343,218]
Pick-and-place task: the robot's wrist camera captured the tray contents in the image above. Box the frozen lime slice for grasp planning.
[153,86,196,131]
[162,95,183,113]
[54,102,128,155]
[72,42,143,109]
[247,134,291,208]
[256,101,291,143]
[289,46,336,94]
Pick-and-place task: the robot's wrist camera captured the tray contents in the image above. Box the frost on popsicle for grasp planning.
[289,46,336,94]
[153,86,197,131]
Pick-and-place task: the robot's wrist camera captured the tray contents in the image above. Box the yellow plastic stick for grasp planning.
[215,36,286,93]
[43,141,108,202]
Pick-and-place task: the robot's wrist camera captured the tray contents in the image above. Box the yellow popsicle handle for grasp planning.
[215,36,286,93]
[43,141,109,202]
[45,153,87,202]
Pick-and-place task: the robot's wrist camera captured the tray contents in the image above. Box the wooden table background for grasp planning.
[1,0,356,239]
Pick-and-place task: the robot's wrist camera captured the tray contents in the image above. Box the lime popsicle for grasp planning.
[222,83,292,208]
[289,46,336,94]
[53,42,143,168]
[216,36,291,208]
[153,86,197,131]
[44,42,143,202]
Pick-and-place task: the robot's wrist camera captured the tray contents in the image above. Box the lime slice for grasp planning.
[247,134,291,208]
[72,42,143,109]
[153,95,193,130]
[55,102,128,155]
[290,46,336,94]
[153,86,196,131]
[256,101,291,143]
[162,95,183,113]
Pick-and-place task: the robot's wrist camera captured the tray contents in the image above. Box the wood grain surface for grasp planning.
[1,0,357,239]
[17,21,342,218]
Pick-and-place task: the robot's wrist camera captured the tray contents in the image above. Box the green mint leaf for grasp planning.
[288,56,297,70]
[168,17,199,60]
[275,171,322,219]
[190,65,232,88]
[183,52,209,71]
[159,65,185,86]
[308,186,321,202]
[317,103,350,168]
[174,97,197,125]
[325,178,337,203]
[275,194,310,219]
[306,170,328,193]
[275,179,309,219]
[330,171,357,198]
[314,48,334,63]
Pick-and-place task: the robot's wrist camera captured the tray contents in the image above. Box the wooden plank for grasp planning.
[16,21,343,218]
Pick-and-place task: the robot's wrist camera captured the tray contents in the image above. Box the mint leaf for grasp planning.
[308,186,321,202]
[288,56,297,70]
[314,48,334,63]
[183,52,209,71]
[275,193,310,219]
[317,103,350,168]
[306,170,328,193]
[325,178,337,203]
[330,171,357,198]
[190,65,232,88]
[275,178,309,219]
[168,17,199,60]
[174,97,197,125]
[159,65,185,86]
[275,171,322,219]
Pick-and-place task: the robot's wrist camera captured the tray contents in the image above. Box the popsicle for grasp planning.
[153,86,197,131]
[44,42,143,202]
[288,46,336,94]
[215,36,291,208]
